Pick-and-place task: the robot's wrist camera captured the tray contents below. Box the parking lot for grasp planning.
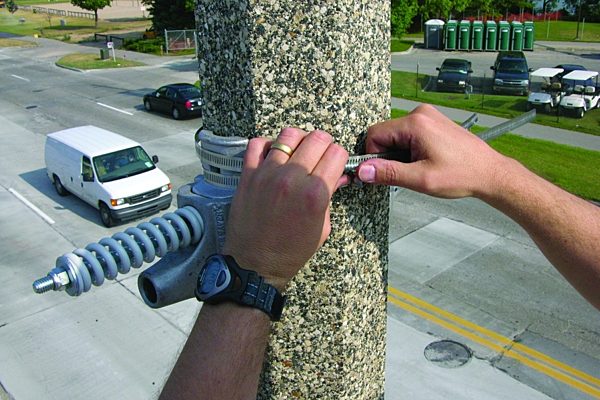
[392,42,600,80]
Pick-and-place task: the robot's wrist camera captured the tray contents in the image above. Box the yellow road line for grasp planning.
[388,287,600,399]
[389,286,600,388]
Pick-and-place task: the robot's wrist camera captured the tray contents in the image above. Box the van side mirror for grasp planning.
[436,67,440,71]
[468,69,473,73]
[529,68,534,72]
[490,66,495,70]
[152,155,159,163]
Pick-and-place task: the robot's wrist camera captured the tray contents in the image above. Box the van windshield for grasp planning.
[498,59,528,73]
[93,146,155,183]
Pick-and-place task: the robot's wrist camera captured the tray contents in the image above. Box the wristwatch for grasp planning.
[195,254,286,321]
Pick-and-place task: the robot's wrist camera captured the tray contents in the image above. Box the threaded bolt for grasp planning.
[32,268,70,294]
[33,277,55,293]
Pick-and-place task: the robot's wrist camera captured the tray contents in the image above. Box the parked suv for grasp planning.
[491,51,532,96]
[436,58,473,93]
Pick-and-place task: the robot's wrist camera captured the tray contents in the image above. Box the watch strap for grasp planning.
[197,255,286,321]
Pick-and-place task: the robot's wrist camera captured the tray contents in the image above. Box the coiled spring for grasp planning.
[38,206,204,296]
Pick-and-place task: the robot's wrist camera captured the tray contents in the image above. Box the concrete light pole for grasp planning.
[195,1,390,398]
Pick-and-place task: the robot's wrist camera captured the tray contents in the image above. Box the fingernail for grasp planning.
[358,165,375,183]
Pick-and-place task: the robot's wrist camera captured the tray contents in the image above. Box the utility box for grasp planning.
[445,20,458,50]
[511,21,524,51]
[458,20,471,50]
[99,48,109,60]
[524,21,535,51]
[471,21,484,51]
[485,20,497,51]
[424,19,445,49]
[498,21,510,51]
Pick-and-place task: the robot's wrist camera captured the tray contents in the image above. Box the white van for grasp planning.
[45,125,172,227]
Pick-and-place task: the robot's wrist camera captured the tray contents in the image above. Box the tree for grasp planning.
[141,0,195,34]
[563,0,600,22]
[391,0,419,37]
[540,0,559,19]
[6,0,18,14]
[70,0,111,27]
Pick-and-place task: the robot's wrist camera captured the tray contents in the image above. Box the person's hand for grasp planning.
[356,104,510,199]
[223,128,349,291]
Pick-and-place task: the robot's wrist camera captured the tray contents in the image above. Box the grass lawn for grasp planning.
[535,20,600,42]
[56,53,144,69]
[391,70,600,136]
[390,108,600,201]
[0,8,149,42]
[487,133,600,201]
[391,38,414,52]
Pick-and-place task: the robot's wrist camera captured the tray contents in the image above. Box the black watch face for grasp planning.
[197,255,232,300]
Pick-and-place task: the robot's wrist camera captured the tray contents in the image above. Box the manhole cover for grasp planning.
[424,339,472,368]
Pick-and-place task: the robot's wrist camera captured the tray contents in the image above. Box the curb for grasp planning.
[55,63,84,73]
[391,44,414,55]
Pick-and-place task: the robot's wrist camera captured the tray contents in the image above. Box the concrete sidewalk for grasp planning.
[392,97,600,152]
[534,40,600,52]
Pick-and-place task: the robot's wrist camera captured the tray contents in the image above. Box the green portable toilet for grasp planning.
[511,21,524,51]
[459,20,471,50]
[523,21,534,51]
[471,21,484,51]
[498,21,510,51]
[425,19,445,49]
[485,20,497,51]
[445,20,458,50]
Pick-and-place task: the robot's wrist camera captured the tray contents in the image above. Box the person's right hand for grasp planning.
[356,104,511,199]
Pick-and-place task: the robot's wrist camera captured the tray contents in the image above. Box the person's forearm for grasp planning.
[160,303,271,400]
[478,156,600,310]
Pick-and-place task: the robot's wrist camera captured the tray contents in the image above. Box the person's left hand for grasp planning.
[223,127,349,291]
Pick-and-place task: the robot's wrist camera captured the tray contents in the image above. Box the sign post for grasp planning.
[107,41,116,62]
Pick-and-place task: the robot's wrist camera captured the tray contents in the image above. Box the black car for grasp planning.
[143,83,202,120]
[436,59,472,93]
[554,64,587,80]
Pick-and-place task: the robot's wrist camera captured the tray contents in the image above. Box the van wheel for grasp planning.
[172,107,181,120]
[144,99,152,111]
[99,203,114,227]
[53,175,68,196]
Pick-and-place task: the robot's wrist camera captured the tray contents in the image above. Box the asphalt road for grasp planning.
[0,39,599,400]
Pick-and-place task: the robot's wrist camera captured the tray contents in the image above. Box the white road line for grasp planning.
[11,74,30,82]
[96,102,134,116]
[8,188,55,225]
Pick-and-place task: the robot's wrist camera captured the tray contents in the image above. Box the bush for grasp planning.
[123,38,163,54]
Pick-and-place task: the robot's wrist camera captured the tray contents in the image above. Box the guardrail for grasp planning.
[94,33,126,48]
[18,5,95,19]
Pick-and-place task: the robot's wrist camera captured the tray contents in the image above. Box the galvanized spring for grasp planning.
[33,206,204,296]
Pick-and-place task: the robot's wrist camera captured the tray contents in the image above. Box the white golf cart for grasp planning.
[559,70,600,118]
[527,67,564,113]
